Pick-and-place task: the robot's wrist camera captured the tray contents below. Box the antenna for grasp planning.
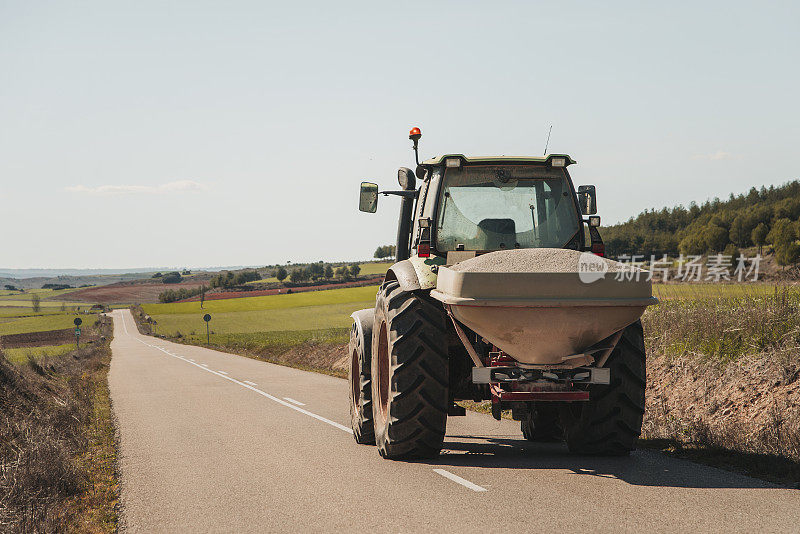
[543,124,553,155]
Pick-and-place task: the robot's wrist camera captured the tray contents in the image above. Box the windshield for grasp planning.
[435,165,580,251]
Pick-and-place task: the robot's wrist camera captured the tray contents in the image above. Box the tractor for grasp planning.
[349,128,656,459]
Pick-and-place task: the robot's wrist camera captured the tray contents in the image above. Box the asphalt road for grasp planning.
[109,309,800,533]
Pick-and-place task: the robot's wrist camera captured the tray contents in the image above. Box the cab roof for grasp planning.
[421,153,576,166]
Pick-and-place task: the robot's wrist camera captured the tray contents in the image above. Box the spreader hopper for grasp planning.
[430,249,657,367]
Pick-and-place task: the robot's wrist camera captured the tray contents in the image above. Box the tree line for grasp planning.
[285,263,361,283]
[206,262,367,289]
[602,180,800,265]
[209,270,261,289]
[374,245,396,259]
[158,286,204,303]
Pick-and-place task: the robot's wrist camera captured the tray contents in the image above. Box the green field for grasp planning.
[142,285,379,346]
[0,300,93,309]
[356,262,393,276]
[0,287,94,309]
[2,343,77,364]
[0,307,64,318]
[147,285,377,314]
[0,312,99,336]
[0,287,80,299]
[652,282,795,300]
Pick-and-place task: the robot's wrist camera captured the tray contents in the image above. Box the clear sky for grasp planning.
[1,1,798,269]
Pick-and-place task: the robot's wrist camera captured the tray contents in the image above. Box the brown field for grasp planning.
[0,328,89,348]
[57,280,205,304]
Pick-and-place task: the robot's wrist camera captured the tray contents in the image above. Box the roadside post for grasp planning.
[74,317,82,348]
[203,314,211,344]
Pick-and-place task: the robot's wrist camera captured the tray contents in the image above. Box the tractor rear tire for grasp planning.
[371,281,449,459]
[521,404,563,442]
[348,317,375,444]
[559,320,646,456]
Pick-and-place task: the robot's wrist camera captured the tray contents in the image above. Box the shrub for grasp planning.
[276,267,288,282]
[162,272,183,284]
[289,268,307,283]
[233,270,260,285]
[752,222,769,253]
[42,283,72,290]
[776,242,800,267]
[723,243,740,264]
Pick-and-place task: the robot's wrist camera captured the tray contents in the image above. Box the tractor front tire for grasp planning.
[559,320,646,455]
[371,281,449,459]
[348,317,375,444]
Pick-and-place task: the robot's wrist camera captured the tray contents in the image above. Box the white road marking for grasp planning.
[433,469,487,492]
[217,370,228,375]
[243,380,258,386]
[129,335,353,435]
[283,397,305,406]
[189,359,195,362]
[120,311,129,334]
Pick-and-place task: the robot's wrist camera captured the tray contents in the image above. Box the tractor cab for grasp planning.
[359,129,604,265]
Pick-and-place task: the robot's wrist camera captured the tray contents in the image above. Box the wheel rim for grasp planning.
[350,348,360,408]
[377,321,390,420]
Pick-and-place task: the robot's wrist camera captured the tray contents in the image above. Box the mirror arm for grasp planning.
[381,190,418,199]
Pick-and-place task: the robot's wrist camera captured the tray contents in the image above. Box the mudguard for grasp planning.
[350,308,375,346]
[385,256,444,292]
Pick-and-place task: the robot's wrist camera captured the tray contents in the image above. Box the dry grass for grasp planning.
[642,285,800,485]
[0,316,118,532]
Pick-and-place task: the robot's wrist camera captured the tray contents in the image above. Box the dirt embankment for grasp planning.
[644,354,800,466]
[0,317,117,532]
[260,342,349,377]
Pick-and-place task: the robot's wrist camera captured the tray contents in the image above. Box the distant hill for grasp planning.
[602,180,800,264]
[0,273,154,291]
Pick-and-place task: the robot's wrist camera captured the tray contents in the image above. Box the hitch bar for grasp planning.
[472,366,610,385]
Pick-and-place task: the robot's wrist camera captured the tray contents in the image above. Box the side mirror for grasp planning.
[578,185,597,215]
[359,182,378,213]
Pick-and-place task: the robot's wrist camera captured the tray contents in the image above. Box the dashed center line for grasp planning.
[116,314,353,435]
[115,311,491,495]
[433,469,487,492]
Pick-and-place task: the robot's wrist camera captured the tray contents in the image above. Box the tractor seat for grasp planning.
[476,218,517,249]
